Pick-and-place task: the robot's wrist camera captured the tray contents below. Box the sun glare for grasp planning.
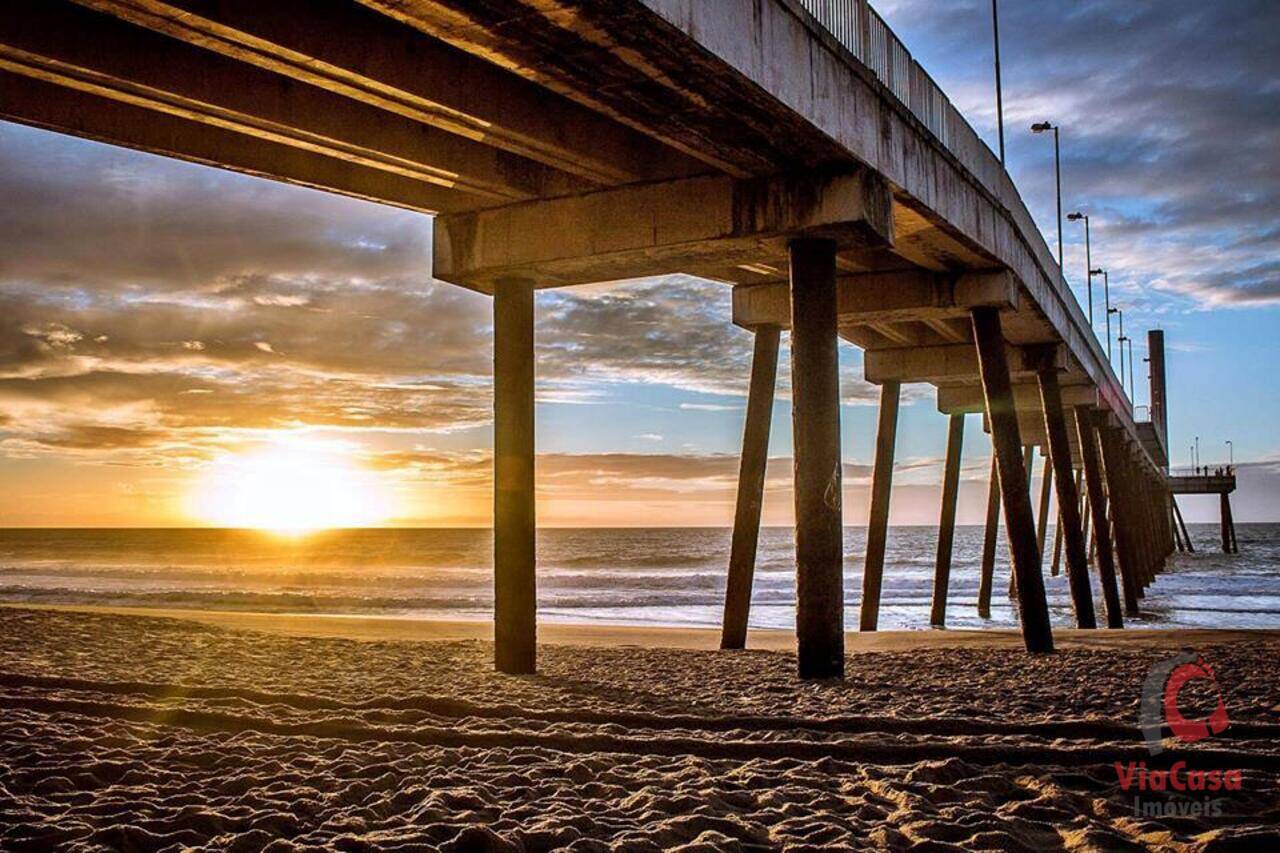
[189,436,394,534]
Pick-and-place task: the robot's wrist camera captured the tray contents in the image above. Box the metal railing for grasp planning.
[796,0,951,145]
[1168,467,1235,479]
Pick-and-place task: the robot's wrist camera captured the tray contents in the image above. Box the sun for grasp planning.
[188,436,394,533]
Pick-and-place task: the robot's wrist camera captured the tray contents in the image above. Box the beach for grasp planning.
[2,604,1278,850]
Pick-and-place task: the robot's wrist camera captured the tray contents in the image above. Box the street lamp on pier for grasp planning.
[992,0,1005,164]
[1031,122,1064,272]
[1067,212,1092,325]
[1126,336,1135,401]
[1093,269,1112,358]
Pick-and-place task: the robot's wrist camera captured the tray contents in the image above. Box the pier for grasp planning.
[0,0,1207,677]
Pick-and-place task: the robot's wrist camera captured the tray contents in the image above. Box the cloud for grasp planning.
[877,0,1280,314]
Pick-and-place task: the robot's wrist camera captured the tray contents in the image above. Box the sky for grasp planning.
[1,0,1278,527]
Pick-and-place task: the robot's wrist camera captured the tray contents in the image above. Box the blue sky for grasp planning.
[1,0,1277,525]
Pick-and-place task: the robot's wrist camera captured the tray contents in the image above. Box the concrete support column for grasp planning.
[930,413,965,627]
[1050,506,1064,577]
[1098,422,1141,616]
[1076,406,1124,628]
[977,456,1000,619]
[860,379,900,632]
[1008,444,1036,599]
[720,325,780,650]
[971,307,1053,653]
[789,238,844,679]
[1173,498,1194,553]
[1221,493,1238,554]
[1036,456,1053,569]
[1036,367,1096,628]
[493,278,537,674]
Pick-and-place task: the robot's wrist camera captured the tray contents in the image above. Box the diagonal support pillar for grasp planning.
[721,325,781,649]
[493,277,537,673]
[1036,456,1053,570]
[1076,407,1123,628]
[930,414,965,627]
[860,380,900,631]
[789,238,845,679]
[1097,420,1141,617]
[971,307,1053,653]
[1034,363,1096,628]
[977,456,1000,618]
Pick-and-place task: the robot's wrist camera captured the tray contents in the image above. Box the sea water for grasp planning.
[1,525,1278,630]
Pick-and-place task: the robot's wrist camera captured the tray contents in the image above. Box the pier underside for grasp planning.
[0,0,1184,676]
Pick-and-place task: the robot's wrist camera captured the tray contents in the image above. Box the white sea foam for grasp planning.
[1,525,1278,629]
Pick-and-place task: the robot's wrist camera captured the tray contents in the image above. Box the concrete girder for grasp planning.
[731,270,1018,330]
[864,342,1064,386]
[936,383,1099,415]
[358,0,855,176]
[0,71,474,214]
[3,0,588,206]
[70,0,703,186]
[433,170,894,292]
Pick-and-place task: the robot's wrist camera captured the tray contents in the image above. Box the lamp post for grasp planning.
[1111,307,1124,378]
[992,0,1005,164]
[1226,440,1234,467]
[1067,212,1092,325]
[1032,122,1063,272]
[1126,336,1135,401]
[1195,435,1201,472]
[1093,268,1111,358]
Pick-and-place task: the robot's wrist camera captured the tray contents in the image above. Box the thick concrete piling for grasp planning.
[860,380,901,631]
[930,413,965,627]
[494,278,537,674]
[721,325,780,650]
[789,239,844,679]
[1036,456,1053,571]
[977,456,1000,619]
[1076,406,1124,628]
[1097,420,1141,617]
[971,307,1053,653]
[1035,364,1095,628]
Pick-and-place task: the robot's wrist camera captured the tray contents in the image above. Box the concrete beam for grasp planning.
[864,342,1063,385]
[434,170,894,291]
[2,0,588,206]
[71,0,703,185]
[937,383,1098,415]
[0,71,474,214]
[732,270,1017,330]
[359,0,854,176]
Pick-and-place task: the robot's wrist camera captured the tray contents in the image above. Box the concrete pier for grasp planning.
[860,380,901,632]
[977,457,1001,619]
[972,308,1053,653]
[493,279,537,674]
[929,414,965,628]
[788,239,845,680]
[0,0,1197,672]
[720,325,780,650]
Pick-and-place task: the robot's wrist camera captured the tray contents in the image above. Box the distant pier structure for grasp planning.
[0,0,1212,677]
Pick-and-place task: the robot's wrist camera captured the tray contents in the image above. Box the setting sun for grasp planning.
[187,436,394,533]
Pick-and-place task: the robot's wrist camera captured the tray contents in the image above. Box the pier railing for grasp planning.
[793,0,1131,420]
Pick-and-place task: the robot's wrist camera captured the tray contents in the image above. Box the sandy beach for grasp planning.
[0,605,1276,850]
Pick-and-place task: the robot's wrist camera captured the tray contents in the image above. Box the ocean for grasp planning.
[1,525,1278,631]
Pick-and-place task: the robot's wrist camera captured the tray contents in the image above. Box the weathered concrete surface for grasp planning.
[0,1,1163,468]
[434,170,893,291]
[937,383,1098,416]
[71,0,706,185]
[732,271,1018,328]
